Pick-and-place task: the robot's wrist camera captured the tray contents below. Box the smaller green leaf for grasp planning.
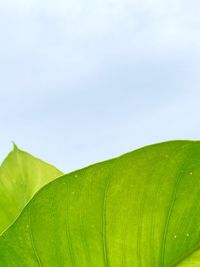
[176,250,200,266]
[0,144,63,234]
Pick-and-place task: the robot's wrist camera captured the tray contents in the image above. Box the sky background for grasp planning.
[1,0,200,172]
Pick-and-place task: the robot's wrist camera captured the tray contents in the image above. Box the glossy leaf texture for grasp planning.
[0,141,199,266]
[0,144,63,234]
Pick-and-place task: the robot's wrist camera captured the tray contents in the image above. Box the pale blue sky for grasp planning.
[1,0,200,172]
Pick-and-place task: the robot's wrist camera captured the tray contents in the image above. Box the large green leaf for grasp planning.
[0,140,199,266]
[0,144,63,234]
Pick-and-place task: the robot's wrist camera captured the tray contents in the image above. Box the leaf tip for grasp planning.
[11,141,19,151]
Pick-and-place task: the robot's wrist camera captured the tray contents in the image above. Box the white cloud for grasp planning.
[1,0,200,170]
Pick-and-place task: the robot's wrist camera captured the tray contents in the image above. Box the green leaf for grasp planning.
[0,144,63,234]
[0,140,199,266]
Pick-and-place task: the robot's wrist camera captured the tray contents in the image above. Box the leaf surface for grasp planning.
[0,141,199,266]
[0,145,63,234]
